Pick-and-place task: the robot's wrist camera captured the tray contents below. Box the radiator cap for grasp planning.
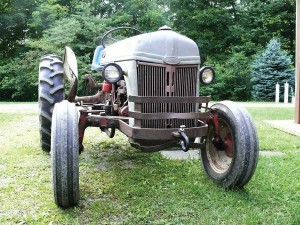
[159,25,172,31]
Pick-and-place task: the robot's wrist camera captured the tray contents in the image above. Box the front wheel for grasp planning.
[51,100,79,208]
[201,101,259,188]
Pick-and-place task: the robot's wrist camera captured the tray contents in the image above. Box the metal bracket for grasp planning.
[207,109,227,151]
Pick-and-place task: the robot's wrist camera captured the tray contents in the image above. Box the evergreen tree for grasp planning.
[251,38,294,101]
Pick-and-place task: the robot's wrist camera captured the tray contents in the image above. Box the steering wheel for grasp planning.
[101,27,142,48]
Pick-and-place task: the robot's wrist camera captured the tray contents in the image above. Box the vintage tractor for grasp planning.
[38,26,259,208]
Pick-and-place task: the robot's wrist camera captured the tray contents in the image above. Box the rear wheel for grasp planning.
[51,100,79,208]
[201,101,259,188]
[38,55,64,152]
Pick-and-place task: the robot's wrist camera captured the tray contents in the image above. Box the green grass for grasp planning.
[0,105,300,224]
[248,107,300,151]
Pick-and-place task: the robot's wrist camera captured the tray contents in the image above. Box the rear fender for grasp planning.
[63,46,78,102]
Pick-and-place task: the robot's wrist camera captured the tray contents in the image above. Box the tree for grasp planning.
[251,38,294,101]
[201,52,252,101]
[170,0,238,62]
[233,0,295,58]
[0,1,108,101]
[0,0,38,57]
[98,0,170,32]
[0,0,296,101]
[28,0,68,39]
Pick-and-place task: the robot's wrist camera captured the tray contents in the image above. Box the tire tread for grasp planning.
[51,101,79,208]
[201,101,259,189]
[38,54,64,152]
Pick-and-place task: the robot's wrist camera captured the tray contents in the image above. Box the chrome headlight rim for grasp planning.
[102,63,124,83]
[199,66,215,84]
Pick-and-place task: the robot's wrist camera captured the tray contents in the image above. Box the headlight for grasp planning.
[199,66,215,84]
[102,63,124,83]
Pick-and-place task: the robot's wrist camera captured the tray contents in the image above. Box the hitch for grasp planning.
[172,125,190,152]
[101,127,115,138]
[100,120,116,138]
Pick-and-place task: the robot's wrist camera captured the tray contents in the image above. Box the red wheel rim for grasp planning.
[206,119,234,173]
[223,134,233,158]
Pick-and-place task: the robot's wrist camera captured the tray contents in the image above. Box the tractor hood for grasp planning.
[101,26,200,65]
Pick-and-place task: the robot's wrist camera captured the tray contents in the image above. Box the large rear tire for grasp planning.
[51,100,79,208]
[201,101,259,188]
[38,54,64,152]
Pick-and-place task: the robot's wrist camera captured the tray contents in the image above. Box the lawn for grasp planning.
[0,103,300,224]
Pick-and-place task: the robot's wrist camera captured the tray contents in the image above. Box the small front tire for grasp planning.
[201,101,259,189]
[51,100,79,208]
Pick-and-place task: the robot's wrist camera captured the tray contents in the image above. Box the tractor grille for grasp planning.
[137,62,198,128]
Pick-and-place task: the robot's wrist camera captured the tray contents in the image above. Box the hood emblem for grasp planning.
[163,56,181,65]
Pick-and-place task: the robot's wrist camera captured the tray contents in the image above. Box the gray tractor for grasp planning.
[38,26,259,208]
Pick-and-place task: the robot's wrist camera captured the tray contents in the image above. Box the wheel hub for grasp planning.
[212,133,233,158]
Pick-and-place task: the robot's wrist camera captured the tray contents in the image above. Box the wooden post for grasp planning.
[275,82,280,103]
[284,82,289,103]
[295,0,300,123]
